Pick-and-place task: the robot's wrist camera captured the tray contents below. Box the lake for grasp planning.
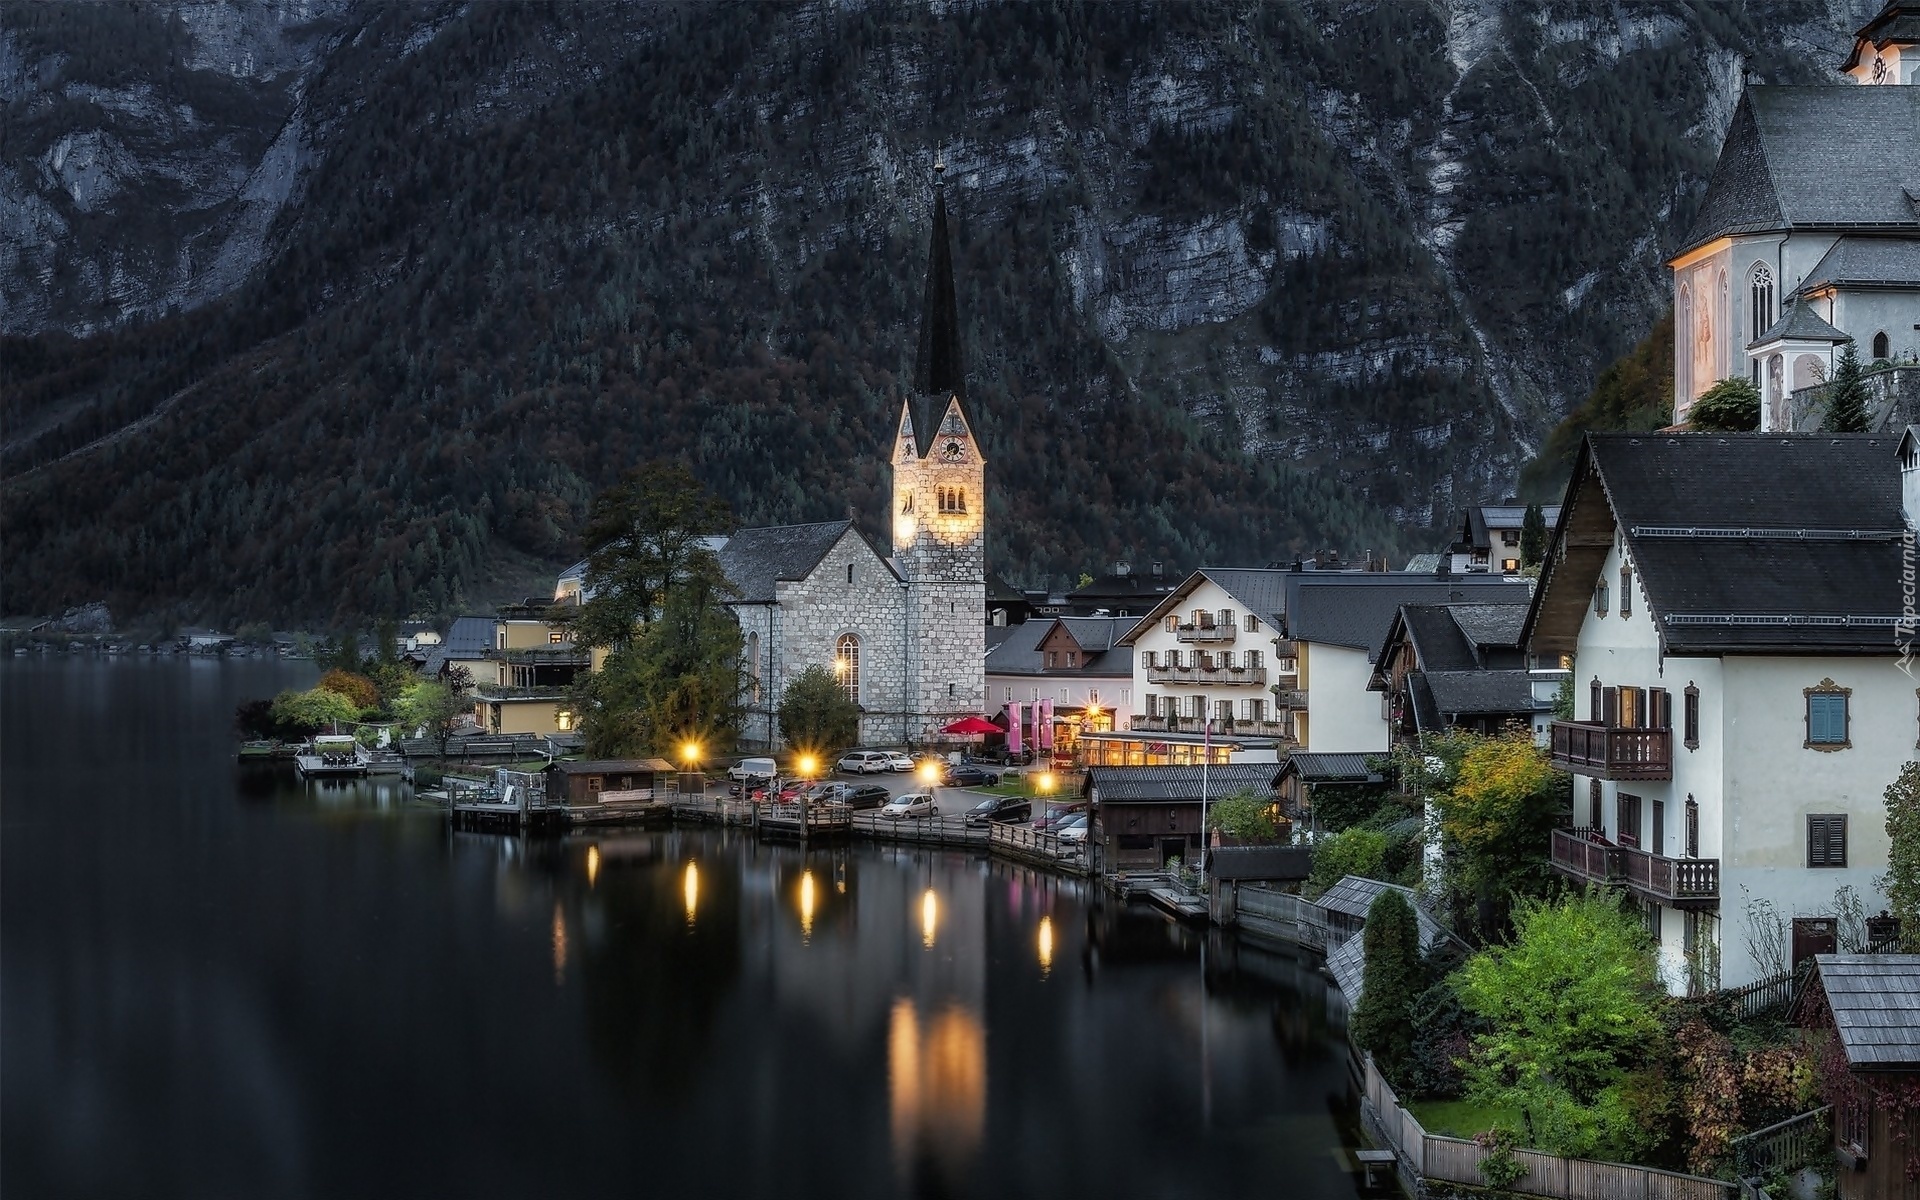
[1,657,1363,1199]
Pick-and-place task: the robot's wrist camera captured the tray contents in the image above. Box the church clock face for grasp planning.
[942,439,964,461]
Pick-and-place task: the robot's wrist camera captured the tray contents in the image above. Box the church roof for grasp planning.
[1750,295,1851,348]
[1678,86,1920,256]
[1797,236,1920,293]
[716,521,892,603]
[906,176,973,458]
[1842,1,1920,72]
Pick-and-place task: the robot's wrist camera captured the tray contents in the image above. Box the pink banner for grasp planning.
[1007,703,1023,754]
[1038,700,1054,749]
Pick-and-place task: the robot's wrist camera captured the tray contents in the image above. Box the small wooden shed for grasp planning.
[1800,954,1920,1200]
[549,758,676,804]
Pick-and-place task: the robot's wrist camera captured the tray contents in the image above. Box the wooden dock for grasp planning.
[757,801,853,841]
[670,797,759,826]
[987,823,1092,875]
[852,813,987,848]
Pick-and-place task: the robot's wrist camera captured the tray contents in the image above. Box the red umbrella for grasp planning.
[941,716,1002,735]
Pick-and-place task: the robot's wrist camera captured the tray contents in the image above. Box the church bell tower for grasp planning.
[892,167,986,739]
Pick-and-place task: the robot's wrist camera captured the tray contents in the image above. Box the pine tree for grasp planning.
[1825,339,1871,433]
[1350,889,1424,1086]
[1519,503,1546,569]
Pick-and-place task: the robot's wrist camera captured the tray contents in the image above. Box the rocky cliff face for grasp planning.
[0,0,1877,622]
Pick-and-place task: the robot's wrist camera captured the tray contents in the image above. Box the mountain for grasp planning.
[0,0,1870,625]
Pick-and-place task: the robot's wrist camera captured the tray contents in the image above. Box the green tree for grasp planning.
[564,461,733,652]
[395,679,467,758]
[1825,339,1871,432]
[270,686,359,735]
[1306,825,1389,897]
[1426,730,1566,932]
[1687,377,1760,432]
[1458,893,1668,1159]
[1206,790,1279,839]
[776,663,860,755]
[577,568,743,759]
[1882,763,1920,949]
[1350,889,1424,1086]
[1519,503,1546,569]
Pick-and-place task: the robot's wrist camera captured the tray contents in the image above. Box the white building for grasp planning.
[1525,431,1920,995]
[1669,2,1920,430]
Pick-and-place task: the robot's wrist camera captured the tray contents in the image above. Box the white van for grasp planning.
[728,757,778,785]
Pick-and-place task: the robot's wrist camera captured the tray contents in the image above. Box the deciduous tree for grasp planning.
[1882,762,1920,948]
[1205,790,1278,839]
[1688,377,1761,432]
[395,680,467,758]
[776,663,860,754]
[270,687,359,735]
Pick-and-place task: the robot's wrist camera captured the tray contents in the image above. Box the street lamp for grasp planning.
[681,740,701,770]
[917,760,941,788]
[797,753,818,779]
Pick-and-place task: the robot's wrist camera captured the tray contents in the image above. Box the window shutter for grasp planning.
[1808,815,1849,867]
[1652,688,1671,730]
[1603,687,1619,726]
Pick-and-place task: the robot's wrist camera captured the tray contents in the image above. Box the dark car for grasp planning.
[963,795,1031,826]
[941,764,1001,787]
[1033,801,1088,831]
[840,784,892,811]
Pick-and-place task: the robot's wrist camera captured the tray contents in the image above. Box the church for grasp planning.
[1669,0,1920,431]
[561,177,988,750]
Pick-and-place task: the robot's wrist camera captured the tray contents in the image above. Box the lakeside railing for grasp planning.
[1731,1107,1831,1182]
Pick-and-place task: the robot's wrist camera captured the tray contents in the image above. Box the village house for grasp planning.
[1669,0,1920,431]
[1444,503,1560,575]
[1062,560,1182,618]
[1370,599,1564,747]
[1082,763,1280,872]
[1524,431,1918,995]
[983,615,1132,766]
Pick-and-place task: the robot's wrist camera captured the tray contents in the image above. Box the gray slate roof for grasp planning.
[1319,876,1466,1004]
[1288,576,1526,659]
[552,758,676,775]
[716,521,894,603]
[1279,753,1382,783]
[1751,295,1851,349]
[1682,86,1920,254]
[1527,433,1912,654]
[1084,764,1280,803]
[1420,670,1545,716]
[984,617,1133,677]
[1812,954,1920,1069]
[1799,237,1920,294]
[443,616,495,657]
[1401,554,1442,573]
[1209,845,1311,881]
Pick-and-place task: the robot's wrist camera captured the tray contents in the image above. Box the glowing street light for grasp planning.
[796,753,819,779]
[681,740,702,769]
[917,761,941,787]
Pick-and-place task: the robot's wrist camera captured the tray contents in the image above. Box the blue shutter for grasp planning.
[1809,694,1847,744]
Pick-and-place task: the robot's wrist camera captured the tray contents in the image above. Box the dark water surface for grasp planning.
[3,658,1362,1199]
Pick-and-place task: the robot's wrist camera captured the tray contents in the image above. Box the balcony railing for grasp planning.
[1144,666,1268,686]
[1126,715,1290,739]
[1176,624,1236,644]
[488,646,589,665]
[1548,719,1672,781]
[1273,688,1308,709]
[1549,828,1718,903]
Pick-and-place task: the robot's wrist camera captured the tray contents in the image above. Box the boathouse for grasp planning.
[1083,763,1280,872]
[548,758,677,804]
[1798,954,1920,1200]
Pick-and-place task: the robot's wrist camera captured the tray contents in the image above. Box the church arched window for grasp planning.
[747,632,761,704]
[1677,285,1695,404]
[834,634,860,703]
[1873,331,1890,360]
[1749,263,1775,343]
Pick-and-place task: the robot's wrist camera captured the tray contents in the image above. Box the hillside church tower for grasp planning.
[893,172,986,739]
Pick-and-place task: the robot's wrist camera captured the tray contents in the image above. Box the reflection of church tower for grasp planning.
[893,169,986,739]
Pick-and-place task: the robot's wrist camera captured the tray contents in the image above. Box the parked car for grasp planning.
[885,752,915,772]
[1054,813,1091,844]
[1033,801,1088,831]
[941,763,1000,787]
[838,751,891,774]
[841,784,892,810]
[802,783,851,804]
[728,757,778,783]
[880,793,938,820]
[964,795,1032,826]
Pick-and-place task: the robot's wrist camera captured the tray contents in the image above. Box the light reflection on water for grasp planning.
[1,658,1366,1200]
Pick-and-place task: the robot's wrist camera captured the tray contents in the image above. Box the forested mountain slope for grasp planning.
[0,0,1867,624]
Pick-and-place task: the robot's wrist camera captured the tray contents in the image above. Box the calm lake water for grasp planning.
[2,657,1363,1200]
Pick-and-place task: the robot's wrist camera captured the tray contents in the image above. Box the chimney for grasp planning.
[1113,560,1131,577]
[1151,560,1163,578]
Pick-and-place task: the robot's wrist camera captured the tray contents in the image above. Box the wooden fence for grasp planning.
[1730,1107,1830,1180]
[1233,884,1329,952]
[1363,1055,1734,1200]
[1716,970,1797,1019]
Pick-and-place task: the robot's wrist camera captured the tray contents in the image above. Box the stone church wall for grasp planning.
[767,530,908,748]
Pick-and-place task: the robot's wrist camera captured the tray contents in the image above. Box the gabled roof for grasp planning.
[716,521,895,603]
[1809,954,1920,1069]
[551,758,676,775]
[1116,567,1289,644]
[1798,236,1920,295]
[905,177,972,458]
[984,617,1133,677]
[1277,753,1381,784]
[443,616,496,657]
[1057,616,1127,653]
[1678,87,1920,256]
[1083,764,1280,803]
[1288,577,1526,660]
[1421,670,1546,717]
[1066,567,1183,607]
[1750,295,1851,349]
[1523,433,1911,657]
[1842,1,1920,72]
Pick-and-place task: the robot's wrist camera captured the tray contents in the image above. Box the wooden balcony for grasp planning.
[1176,624,1236,644]
[1273,688,1308,710]
[1125,716,1290,740]
[1548,719,1672,781]
[1550,827,1718,905]
[1144,666,1268,686]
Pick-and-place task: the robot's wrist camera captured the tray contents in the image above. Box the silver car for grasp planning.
[885,752,915,772]
[880,793,938,820]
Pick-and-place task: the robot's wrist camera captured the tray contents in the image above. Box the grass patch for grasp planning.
[1409,1098,1524,1139]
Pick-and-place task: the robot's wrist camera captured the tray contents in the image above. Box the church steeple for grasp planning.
[904,165,971,458]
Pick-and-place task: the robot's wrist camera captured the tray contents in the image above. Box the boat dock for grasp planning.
[295,735,371,779]
[757,801,853,841]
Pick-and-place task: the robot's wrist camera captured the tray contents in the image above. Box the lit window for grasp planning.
[550,631,564,644]
[835,634,860,703]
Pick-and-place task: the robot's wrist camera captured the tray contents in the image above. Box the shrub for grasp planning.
[1307,826,1389,896]
[1207,790,1278,839]
[1352,889,1425,1085]
[1687,377,1760,432]
[1475,1125,1527,1190]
